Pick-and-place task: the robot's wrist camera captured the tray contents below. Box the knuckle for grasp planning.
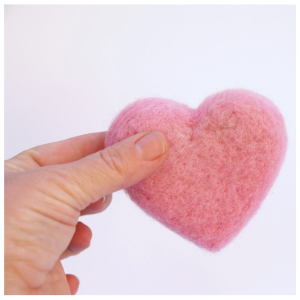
[36,168,87,211]
[5,150,40,172]
[18,148,40,164]
[99,146,129,179]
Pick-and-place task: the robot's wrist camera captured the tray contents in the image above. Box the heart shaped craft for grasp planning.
[105,89,287,251]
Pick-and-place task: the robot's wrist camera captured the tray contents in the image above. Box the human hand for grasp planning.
[4,131,168,295]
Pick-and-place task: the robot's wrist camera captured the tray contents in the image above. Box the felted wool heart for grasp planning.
[105,89,287,251]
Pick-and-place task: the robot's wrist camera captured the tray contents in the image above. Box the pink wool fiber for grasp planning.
[105,89,287,251]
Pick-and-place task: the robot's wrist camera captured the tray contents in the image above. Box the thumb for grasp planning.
[49,131,169,210]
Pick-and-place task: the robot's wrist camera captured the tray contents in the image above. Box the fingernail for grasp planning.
[135,131,166,161]
[102,195,106,204]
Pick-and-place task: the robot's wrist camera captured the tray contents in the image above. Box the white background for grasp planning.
[4,5,296,295]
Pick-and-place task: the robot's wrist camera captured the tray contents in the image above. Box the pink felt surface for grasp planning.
[105,89,287,251]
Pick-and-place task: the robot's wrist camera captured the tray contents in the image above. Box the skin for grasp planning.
[4,131,169,295]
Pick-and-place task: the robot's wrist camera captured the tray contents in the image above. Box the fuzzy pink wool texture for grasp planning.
[105,89,287,251]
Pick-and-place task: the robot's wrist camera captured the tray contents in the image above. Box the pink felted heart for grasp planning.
[105,89,287,251]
